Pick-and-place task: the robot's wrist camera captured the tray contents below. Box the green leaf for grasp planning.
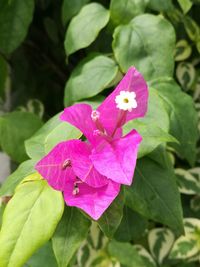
[65,3,110,56]
[62,0,89,25]
[175,40,192,61]
[52,206,91,267]
[125,156,184,235]
[114,206,148,242]
[124,88,176,158]
[0,0,34,54]
[64,55,118,106]
[147,0,173,11]
[110,0,147,25]
[151,80,199,165]
[0,201,6,228]
[97,190,124,238]
[0,55,8,99]
[175,168,200,195]
[0,173,64,267]
[112,14,175,80]
[176,62,196,91]
[178,0,193,13]
[0,159,37,197]
[148,228,175,264]
[25,113,81,160]
[78,95,105,109]
[0,111,43,163]
[26,242,57,267]
[108,240,146,267]
[125,121,177,158]
[191,195,200,212]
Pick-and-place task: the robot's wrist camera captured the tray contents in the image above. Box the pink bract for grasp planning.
[64,177,120,220]
[90,130,142,185]
[35,66,148,220]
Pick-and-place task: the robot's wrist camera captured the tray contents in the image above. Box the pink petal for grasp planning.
[35,140,77,191]
[97,67,148,135]
[90,130,142,185]
[71,141,108,188]
[60,103,101,145]
[64,177,120,220]
[35,140,108,190]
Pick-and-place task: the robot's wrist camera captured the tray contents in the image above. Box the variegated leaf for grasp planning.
[148,228,175,264]
[134,245,156,267]
[169,235,199,260]
[77,223,109,267]
[175,168,200,195]
[170,218,200,260]
[176,62,196,91]
[184,218,200,234]
[175,40,192,61]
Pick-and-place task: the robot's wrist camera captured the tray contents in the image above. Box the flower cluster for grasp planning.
[35,67,148,220]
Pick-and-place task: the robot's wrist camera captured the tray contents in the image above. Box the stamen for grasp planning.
[91,110,105,133]
[62,159,71,170]
[72,179,83,196]
[72,184,79,195]
[91,110,100,121]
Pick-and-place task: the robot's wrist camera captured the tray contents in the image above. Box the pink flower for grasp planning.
[35,67,148,220]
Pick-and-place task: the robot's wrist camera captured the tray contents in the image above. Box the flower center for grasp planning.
[91,110,100,121]
[123,98,129,103]
[115,90,137,112]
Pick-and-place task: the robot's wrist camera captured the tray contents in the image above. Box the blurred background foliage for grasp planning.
[0,0,200,267]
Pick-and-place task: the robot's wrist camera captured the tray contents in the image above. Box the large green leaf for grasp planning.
[125,156,184,235]
[0,173,64,267]
[110,0,147,25]
[0,159,37,197]
[112,14,175,80]
[150,78,199,165]
[25,242,57,267]
[0,55,7,99]
[25,113,81,160]
[0,111,43,163]
[62,0,89,25]
[65,3,110,56]
[97,190,124,238]
[64,55,118,106]
[147,0,174,11]
[108,240,146,267]
[52,206,91,267]
[114,206,148,242]
[0,0,34,54]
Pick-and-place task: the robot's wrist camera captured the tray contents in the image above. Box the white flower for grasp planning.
[115,91,137,112]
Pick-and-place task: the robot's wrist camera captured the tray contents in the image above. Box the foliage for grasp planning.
[0,0,200,266]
